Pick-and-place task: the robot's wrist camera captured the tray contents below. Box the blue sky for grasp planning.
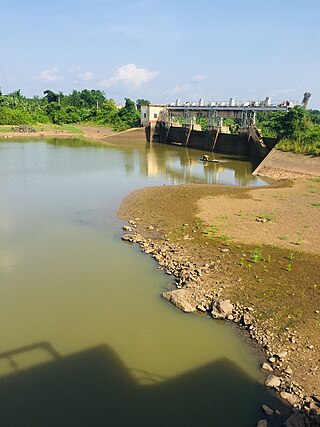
[1,0,320,108]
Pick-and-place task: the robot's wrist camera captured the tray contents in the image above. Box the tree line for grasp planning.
[0,88,150,132]
[256,107,320,155]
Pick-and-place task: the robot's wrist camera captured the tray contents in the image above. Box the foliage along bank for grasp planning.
[0,89,149,132]
[256,107,320,156]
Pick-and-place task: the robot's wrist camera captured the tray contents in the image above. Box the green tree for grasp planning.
[44,90,60,104]
[117,98,140,128]
[136,99,150,111]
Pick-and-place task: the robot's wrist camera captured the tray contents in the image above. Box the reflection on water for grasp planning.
[140,143,263,186]
[0,139,286,426]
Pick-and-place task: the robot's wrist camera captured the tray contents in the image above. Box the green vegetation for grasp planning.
[257,106,320,156]
[0,89,145,132]
[256,212,274,221]
[249,248,263,263]
[278,235,289,241]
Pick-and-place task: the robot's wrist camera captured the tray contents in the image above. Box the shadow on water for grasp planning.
[0,343,291,427]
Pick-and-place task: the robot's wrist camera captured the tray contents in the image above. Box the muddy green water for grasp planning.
[0,139,289,426]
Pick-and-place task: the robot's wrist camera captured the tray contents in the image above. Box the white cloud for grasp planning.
[68,66,81,73]
[99,63,159,89]
[164,83,190,95]
[77,71,94,82]
[38,67,63,82]
[164,75,206,97]
[191,74,206,82]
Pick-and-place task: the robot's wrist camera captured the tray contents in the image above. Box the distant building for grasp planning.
[140,104,165,127]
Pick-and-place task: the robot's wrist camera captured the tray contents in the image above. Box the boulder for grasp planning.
[122,234,134,242]
[211,299,233,319]
[162,290,196,313]
[262,404,274,416]
[280,391,298,406]
[241,312,253,326]
[262,362,273,372]
[265,374,281,388]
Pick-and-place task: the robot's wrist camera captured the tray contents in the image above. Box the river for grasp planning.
[0,137,289,426]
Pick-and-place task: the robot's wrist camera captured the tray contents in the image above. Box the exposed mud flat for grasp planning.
[118,178,320,422]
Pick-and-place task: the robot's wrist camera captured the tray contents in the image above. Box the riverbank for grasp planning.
[118,177,320,423]
[0,124,144,142]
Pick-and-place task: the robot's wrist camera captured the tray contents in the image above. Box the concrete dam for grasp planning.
[147,122,278,160]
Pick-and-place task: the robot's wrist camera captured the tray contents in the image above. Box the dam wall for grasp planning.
[149,123,277,159]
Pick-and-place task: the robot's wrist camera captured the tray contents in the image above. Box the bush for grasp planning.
[0,107,33,125]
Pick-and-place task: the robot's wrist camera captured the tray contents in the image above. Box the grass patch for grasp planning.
[277,135,320,156]
[278,235,289,241]
[219,234,232,244]
[310,203,320,208]
[0,125,15,133]
[0,124,83,134]
[250,248,263,263]
[34,124,83,134]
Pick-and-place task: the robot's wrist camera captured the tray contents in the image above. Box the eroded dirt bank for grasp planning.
[118,178,320,424]
[0,124,143,143]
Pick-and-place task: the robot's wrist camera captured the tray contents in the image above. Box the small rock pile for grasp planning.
[11,125,36,133]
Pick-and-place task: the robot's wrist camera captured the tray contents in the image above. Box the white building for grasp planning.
[140,104,165,127]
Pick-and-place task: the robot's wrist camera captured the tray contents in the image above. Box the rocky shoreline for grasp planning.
[121,220,320,427]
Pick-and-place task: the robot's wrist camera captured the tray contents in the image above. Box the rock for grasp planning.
[265,374,281,388]
[262,362,273,372]
[276,350,287,360]
[122,225,133,231]
[220,248,230,253]
[241,312,253,326]
[147,225,154,230]
[269,357,277,363]
[284,367,293,375]
[162,290,196,313]
[262,404,274,416]
[196,304,207,312]
[283,412,306,427]
[12,124,36,133]
[256,421,267,427]
[211,299,233,319]
[121,234,134,242]
[280,391,298,406]
[256,217,268,223]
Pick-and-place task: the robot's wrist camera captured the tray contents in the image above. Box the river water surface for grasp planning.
[0,138,289,426]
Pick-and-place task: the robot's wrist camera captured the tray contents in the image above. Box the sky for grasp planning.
[0,0,320,109]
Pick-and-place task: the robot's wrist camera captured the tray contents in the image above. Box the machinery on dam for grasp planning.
[141,93,312,160]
